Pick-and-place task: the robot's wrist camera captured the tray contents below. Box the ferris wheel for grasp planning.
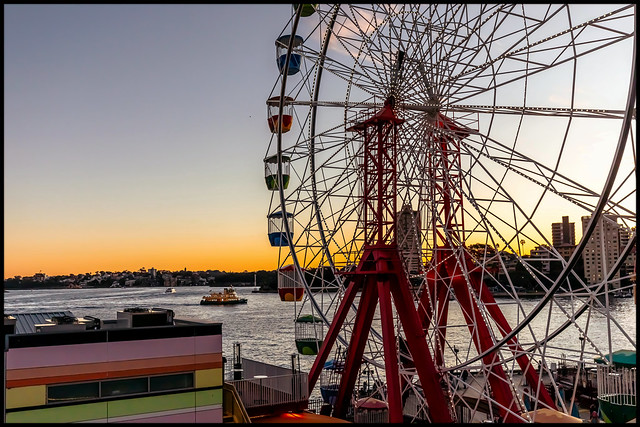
[263,4,636,423]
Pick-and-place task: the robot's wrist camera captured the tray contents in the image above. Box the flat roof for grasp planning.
[6,311,75,334]
[5,310,222,351]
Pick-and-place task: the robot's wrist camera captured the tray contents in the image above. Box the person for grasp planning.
[461,369,469,389]
[590,404,598,423]
[523,387,531,411]
[556,385,565,407]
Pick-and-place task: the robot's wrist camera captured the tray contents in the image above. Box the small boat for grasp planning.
[165,287,176,294]
[251,272,261,293]
[200,287,248,305]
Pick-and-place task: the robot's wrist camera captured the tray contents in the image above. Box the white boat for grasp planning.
[252,273,260,293]
[165,287,176,294]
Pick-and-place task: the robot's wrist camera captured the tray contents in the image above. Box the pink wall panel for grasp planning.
[107,337,195,361]
[195,407,223,423]
[194,334,222,355]
[6,342,109,369]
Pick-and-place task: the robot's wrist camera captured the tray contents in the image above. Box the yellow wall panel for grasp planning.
[195,368,222,388]
[5,384,46,409]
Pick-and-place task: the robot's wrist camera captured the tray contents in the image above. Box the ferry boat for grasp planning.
[200,287,248,305]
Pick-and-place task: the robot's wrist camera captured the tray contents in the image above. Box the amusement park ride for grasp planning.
[263,4,636,423]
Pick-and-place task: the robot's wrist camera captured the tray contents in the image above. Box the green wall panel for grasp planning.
[6,402,108,423]
[107,392,195,417]
[195,388,223,407]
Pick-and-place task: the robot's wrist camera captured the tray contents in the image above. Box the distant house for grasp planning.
[33,273,47,282]
[530,245,552,274]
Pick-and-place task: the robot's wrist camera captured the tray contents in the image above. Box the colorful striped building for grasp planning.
[4,309,223,423]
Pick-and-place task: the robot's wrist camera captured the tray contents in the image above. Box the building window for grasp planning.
[48,382,100,403]
[46,372,195,405]
[150,372,194,392]
[101,377,148,397]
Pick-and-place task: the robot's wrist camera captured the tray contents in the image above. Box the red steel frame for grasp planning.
[419,113,556,421]
[307,99,555,422]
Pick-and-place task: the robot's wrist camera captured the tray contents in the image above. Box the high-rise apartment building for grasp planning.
[397,204,422,274]
[551,216,576,260]
[552,216,576,246]
[618,226,637,278]
[581,214,621,286]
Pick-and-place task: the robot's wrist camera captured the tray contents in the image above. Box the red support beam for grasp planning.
[450,274,521,422]
[388,251,453,423]
[466,266,556,409]
[307,277,361,393]
[332,276,378,418]
[377,277,403,422]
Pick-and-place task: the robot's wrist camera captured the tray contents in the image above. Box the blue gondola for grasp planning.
[319,358,344,405]
[268,211,294,246]
[275,35,304,75]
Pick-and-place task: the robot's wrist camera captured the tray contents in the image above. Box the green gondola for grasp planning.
[294,314,324,355]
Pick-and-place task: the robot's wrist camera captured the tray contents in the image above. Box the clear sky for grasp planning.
[4,4,294,278]
[4,4,635,280]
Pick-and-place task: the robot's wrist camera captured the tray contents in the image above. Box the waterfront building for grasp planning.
[529,245,552,274]
[581,214,621,286]
[162,273,178,287]
[619,226,637,279]
[551,216,576,261]
[33,272,47,282]
[4,309,223,423]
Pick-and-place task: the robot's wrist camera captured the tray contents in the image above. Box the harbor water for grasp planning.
[4,286,636,377]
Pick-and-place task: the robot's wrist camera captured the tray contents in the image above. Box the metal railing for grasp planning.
[223,382,252,423]
[227,373,309,410]
[224,356,293,381]
[597,366,636,406]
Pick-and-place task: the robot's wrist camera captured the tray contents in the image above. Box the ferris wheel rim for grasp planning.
[267,4,636,422]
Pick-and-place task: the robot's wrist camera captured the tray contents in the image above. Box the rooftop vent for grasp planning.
[4,315,17,335]
[36,315,86,333]
[117,307,174,328]
[124,307,151,313]
[51,315,78,325]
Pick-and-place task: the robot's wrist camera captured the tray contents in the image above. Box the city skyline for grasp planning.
[4,5,634,280]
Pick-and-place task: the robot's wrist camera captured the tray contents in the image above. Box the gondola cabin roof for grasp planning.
[278,264,304,272]
[267,96,294,106]
[295,314,322,323]
[323,359,344,370]
[355,397,388,410]
[594,349,636,368]
[268,211,294,218]
[275,34,304,48]
[265,154,291,163]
